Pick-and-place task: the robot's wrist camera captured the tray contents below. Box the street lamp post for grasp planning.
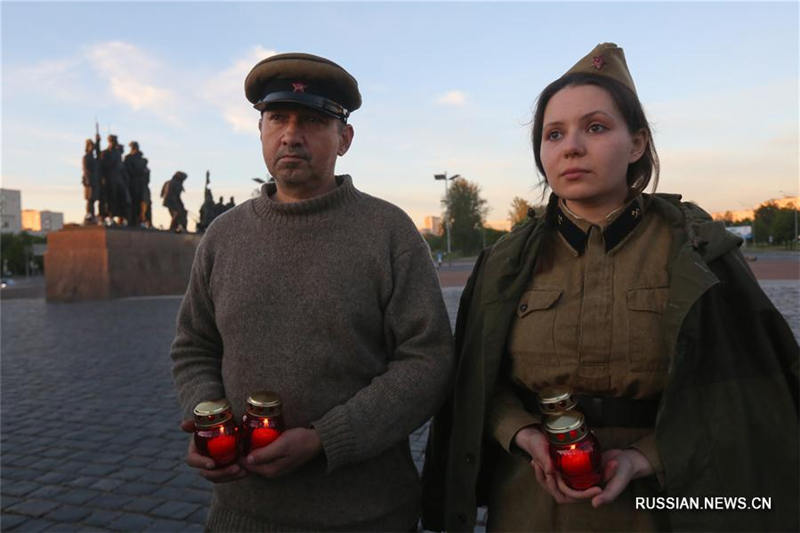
[434,172,460,257]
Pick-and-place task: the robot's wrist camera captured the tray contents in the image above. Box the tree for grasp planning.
[753,201,798,246]
[754,202,778,244]
[421,232,444,254]
[443,177,488,255]
[484,227,508,247]
[771,209,796,245]
[508,196,533,229]
[0,232,46,275]
[720,210,735,226]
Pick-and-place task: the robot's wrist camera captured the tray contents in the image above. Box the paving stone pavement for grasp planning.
[1,281,796,531]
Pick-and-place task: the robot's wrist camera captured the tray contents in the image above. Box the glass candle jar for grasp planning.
[193,399,239,467]
[241,391,284,454]
[538,385,577,417]
[544,411,602,490]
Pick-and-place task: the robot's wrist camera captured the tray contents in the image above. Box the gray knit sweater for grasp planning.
[171,175,454,531]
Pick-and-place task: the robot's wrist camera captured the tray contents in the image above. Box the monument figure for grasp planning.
[162,171,188,232]
[82,138,100,224]
[124,141,151,227]
[100,134,132,226]
[215,195,226,216]
[197,170,217,233]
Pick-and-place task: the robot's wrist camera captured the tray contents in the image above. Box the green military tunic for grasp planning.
[487,197,670,531]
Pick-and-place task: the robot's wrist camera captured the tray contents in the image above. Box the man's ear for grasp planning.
[337,124,354,156]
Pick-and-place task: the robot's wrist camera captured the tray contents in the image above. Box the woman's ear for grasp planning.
[629,129,647,163]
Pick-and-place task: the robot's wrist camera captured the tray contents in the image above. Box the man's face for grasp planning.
[259,104,353,198]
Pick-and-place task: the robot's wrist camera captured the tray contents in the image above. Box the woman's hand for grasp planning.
[515,427,654,506]
[580,448,654,508]
[514,425,601,504]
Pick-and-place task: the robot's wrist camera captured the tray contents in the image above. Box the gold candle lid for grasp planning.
[193,399,233,428]
[543,412,589,445]
[538,386,576,416]
[246,391,282,417]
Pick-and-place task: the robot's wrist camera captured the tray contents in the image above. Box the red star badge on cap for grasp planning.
[292,82,307,93]
[592,55,606,70]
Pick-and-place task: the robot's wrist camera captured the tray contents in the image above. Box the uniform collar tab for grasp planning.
[603,197,644,253]
[554,197,644,255]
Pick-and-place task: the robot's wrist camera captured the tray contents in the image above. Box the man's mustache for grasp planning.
[276,150,310,160]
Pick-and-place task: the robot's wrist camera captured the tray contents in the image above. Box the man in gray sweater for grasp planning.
[171,53,454,531]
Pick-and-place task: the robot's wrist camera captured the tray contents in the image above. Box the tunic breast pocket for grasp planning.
[626,287,669,371]
[509,289,564,366]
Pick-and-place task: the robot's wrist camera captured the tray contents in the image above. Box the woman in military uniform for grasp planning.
[422,43,798,532]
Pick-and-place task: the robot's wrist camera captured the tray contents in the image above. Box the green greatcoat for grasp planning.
[422,193,799,532]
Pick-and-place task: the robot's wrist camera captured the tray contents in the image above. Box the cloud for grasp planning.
[5,55,87,103]
[203,46,278,133]
[436,90,467,106]
[5,42,176,118]
[15,57,81,82]
[85,41,177,121]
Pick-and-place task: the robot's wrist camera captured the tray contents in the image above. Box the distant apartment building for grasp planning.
[422,216,442,235]
[0,189,22,234]
[22,209,64,235]
[21,210,38,232]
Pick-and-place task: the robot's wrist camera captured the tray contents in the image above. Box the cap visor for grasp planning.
[253,91,345,119]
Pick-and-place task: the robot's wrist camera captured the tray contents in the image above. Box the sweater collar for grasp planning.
[252,174,361,221]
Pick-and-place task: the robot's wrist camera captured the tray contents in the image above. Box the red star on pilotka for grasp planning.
[592,55,605,70]
[292,82,307,93]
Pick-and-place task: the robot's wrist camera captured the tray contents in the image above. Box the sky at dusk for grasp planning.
[2,1,798,231]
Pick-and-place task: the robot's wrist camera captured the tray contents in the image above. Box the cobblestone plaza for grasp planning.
[1,280,797,531]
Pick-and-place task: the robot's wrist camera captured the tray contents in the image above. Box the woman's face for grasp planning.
[540,84,645,217]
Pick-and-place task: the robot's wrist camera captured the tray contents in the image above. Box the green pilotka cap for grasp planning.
[244,52,361,121]
[564,42,637,95]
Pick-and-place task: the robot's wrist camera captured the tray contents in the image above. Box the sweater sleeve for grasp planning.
[311,241,455,473]
[170,237,226,419]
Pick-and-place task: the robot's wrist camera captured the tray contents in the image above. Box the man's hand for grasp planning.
[243,427,322,478]
[514,425,602,504]
[181,420,247,483]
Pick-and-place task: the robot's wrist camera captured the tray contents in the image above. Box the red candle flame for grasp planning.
[251,426,280,449]
[550,437,602,490]
[206,433,237,464]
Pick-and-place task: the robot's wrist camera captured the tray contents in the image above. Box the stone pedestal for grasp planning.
[45,226,201,302]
